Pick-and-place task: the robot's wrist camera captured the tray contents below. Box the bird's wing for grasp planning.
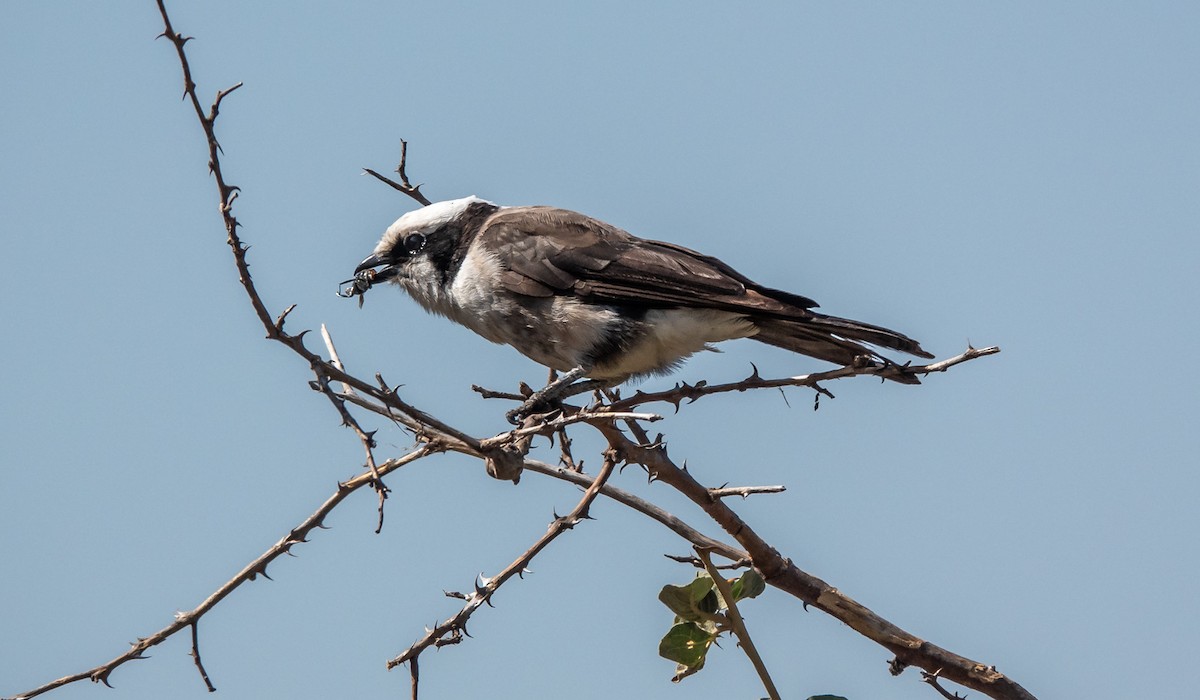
[477,207,819,316]
[477,207,933,362]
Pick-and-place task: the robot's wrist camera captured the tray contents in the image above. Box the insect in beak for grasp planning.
[337,268,379,307]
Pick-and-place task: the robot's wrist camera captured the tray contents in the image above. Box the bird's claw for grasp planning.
[505,398,559,425]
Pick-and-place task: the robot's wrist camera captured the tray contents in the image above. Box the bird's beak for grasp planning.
[338,253,399,301]
[355,253,384,275]
[354,253,399,282]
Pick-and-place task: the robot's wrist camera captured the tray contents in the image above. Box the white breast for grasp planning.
[447,246,507,330]
[427,247,621,372]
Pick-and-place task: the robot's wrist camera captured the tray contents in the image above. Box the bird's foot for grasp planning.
[505,397,561,426]
[505,366,592,425]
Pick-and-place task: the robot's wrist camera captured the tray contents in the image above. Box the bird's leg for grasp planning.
[506,366,607,425]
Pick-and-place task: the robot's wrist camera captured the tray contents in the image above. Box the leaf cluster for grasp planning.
[657,570,766,681]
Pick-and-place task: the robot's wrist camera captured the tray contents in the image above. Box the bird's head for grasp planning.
[343,196,498,300]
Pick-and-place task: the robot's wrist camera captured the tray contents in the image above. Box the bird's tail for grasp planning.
[752,313,933,384]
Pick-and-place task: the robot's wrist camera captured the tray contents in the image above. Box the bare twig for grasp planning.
[386,451,619,686]
[708,485,787,499]
[665,553,752,570]
[312,370,390,532]
[924,668,970,699]
[478,409,662,449]
[919,344,1001,373]
[609,345,1000,412]
[321,324,354,395]
[471,384,526,401]
[312,323,389,531]
[189,622,216,693]
[556,426,579,471]
[363,139,432,207]
[155,1,272,339]
[521,459,745,561]
[696,547,779,700]
[7,447,432,700]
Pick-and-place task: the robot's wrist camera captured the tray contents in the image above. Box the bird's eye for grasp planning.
[404,233,427,254]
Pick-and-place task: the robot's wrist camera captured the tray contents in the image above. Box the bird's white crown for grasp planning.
[376,196,493,255]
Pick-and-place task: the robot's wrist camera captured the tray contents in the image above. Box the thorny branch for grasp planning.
[924,669,971,700]
[363,139,432,207]
[708,485,787,499]
[313,334,390,532]
[592,423,1035,700]
[6,3,1028,700]
[189,622,215,693]
[387,452,617,698]
[696,547,780,700]
[608,345,1000,413]
[665,553,753,570]
[6,447,433,700]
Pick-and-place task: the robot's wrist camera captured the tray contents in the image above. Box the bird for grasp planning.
[347,196,933,422]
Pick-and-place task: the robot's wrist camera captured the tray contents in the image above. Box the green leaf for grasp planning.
[659,621,716,668]
[658,575,716,622]
[730,569,766,601]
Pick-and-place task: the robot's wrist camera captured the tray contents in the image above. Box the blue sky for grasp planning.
[2,2,1197,699]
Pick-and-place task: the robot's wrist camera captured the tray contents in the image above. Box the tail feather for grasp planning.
[806,312,933,359]
[752,314,932,384]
